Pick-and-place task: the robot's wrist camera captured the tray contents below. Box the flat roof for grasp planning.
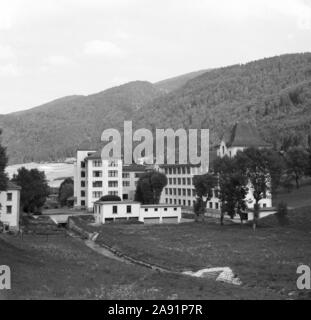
[95,201,141,205]
[141,204,182,208]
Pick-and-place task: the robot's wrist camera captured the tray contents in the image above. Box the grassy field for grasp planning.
[1,232,279,300]
[73,209,311,300]
[273,178,311,208]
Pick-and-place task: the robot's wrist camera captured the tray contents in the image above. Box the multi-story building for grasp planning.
[122,164,146,200]
[160,122,273,212]
[74,150,123,212]
[0,182,21,232]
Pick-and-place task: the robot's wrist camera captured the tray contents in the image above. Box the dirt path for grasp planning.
[84,240,131,264]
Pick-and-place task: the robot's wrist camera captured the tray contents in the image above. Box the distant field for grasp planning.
[6,162,74,188]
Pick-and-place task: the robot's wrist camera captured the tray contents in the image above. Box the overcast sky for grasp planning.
[0,0,311,114]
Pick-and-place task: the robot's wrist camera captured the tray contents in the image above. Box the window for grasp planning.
[183,178,186,185]
[81,191,85,197]
[183,200,186,206]
[173,178,177,185]
[209,202,213,209]
[182,167,186,174]
[187,189,191,197]
[81,200,85,206]
[263,203,267,208]
[174,208,177,211]
[108,181,118,188]
[109,170,118,177]
[113,206,118,214]
[155,208,158,212]
[81,181,85,187]
[178,189,181,196]
[123,181,130,187]
[188,201,191,207]
[81,161,86,168]
[81,171,86,178]
[215,203,219,210]
[127,205,132,214]
[178,200,181,205]
[169,178,172,184]
[93,160,102,167]
[123,194,128,200]
[122,173,130,179]
[93,181,103,188]
[178,178,181,185]
[109,160,117,167]
[187,167,190,174]
[93,191,102,199]
[169,168,172,174]
[145,208,148,212]
[108,191,118,196]
[93,171,102,178]
[7,193,12,202]
[187,178,191,185]
[164,208,168,211]
[183,189,186,196]
[6,206,12,214]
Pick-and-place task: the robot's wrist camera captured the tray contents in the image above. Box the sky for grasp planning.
[0,0,311,114]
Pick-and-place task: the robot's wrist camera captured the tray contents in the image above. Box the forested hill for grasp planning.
[0,81,162,164]
[135,53,311,148]
[1,53,311,164]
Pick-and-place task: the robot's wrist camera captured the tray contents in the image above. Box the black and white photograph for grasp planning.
[0,0,311,306]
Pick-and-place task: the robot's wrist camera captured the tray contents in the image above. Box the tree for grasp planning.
[285,147,309,189]
[0,130,8,191]
[135,171,167,204]
[235,148,273,231]
[58,178,74,207]
[193,173,218,222]
[12,167,49,213]
[214,156,248,225]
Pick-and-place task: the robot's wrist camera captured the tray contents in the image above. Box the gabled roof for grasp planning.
[7,181,21,190]
[222,122,272,148]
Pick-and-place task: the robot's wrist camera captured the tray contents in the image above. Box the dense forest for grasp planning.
[0,53,311,164]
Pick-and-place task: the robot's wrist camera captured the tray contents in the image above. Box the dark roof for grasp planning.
[7,181,21,190]
[123,164,147,172]
[85,151,101,160]
[222,122,272,148]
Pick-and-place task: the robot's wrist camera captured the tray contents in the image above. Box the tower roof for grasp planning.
[222,122,271,148]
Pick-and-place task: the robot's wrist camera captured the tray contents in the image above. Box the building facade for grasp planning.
[94,201,182,225]
[74,151,147,211]
[0,182,21,232]
[74,150,123,211]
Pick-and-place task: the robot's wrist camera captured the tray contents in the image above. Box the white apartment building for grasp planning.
[159,164,220,210]
[160,122,273,212]
[74,150,123,212]
[0,182,21,232]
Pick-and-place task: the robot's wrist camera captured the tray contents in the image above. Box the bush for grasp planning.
[276,202,289,226]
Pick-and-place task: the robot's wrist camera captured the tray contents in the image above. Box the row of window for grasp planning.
[163,167,191,175]
[165,188,195,197]
[95,205,178,214]
[93,160,118,167]
[168,177,192,186]
[165,198,220,209]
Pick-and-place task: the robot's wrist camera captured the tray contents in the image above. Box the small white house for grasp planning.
[94,201,182,225]
[0,182,21,232]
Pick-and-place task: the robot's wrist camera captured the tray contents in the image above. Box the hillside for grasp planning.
[136,53,311,148]
[1,53,311,164]
[0,81,161,164]
[154,69,208,93]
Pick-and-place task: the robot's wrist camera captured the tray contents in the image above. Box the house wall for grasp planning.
[94,202,182,224]
[74,150,96,209]
[0,189,20,231]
